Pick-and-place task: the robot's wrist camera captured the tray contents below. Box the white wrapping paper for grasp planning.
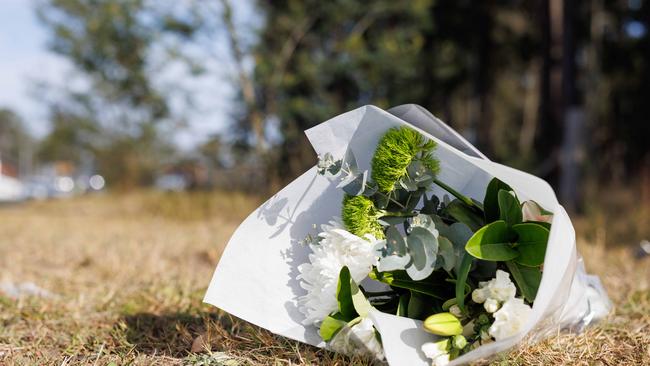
[204,105,610,365]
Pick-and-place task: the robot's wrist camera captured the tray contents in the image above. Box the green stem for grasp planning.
[379,211,417,218]
[433,178,477,208]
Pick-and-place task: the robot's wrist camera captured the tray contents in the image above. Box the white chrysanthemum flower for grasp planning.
[329,318,385,360]
[471,270,517,305]
[488,297,532,340]
[297,219,379,326]
[421,339,450,366]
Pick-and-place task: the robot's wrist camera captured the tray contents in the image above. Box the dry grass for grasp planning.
[0,190,648,365]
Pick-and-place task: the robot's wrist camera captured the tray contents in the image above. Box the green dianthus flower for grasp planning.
[341,195,385,239]
[371,126,440,193]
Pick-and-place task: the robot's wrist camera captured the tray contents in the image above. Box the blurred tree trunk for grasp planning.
[220,0,267,156]
[474,1,494,157]
[537,0,562,187]
[559,0,584,213]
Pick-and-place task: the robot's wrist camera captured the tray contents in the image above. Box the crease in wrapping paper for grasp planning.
[204,105,610,365]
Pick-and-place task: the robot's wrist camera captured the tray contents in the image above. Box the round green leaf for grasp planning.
[465,220,519,261]
[497,189,522,226]
[512,223,549,266]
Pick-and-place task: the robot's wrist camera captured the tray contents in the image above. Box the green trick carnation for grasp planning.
[341,195,385,239]
[371,126,440,192]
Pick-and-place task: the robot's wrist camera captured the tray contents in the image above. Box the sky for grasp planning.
[0,0,253,149]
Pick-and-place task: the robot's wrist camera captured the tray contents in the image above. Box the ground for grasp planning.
[0,191,648,365]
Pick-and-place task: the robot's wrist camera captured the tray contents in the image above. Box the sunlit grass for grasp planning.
[0,191,647,365]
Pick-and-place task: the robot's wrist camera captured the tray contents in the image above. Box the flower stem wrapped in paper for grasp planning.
[204,105,611,365]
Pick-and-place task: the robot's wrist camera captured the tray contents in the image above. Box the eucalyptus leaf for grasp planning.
[438,236,456,271]
[465,220,519,261]
[410,214,438,235]
[406,227,439,281]
[405,189,425,211]
[339,170,368,196]
[512,223,549,267]
[421,194,440,215]
[506,260,542,302]
[385,226,407,255]
[377,254,411,272]
[362,180,378,197]
[379,216,408,227]
[484,178,513,223]
[343,148,358,173]
[408,160,427,181]
[399,175,418,191]
[375,193,389,210]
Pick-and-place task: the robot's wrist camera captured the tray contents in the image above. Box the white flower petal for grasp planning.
[297,219,379,326]
[488,297,532,340]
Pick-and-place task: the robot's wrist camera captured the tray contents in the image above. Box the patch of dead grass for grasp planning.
[0,191,647,365]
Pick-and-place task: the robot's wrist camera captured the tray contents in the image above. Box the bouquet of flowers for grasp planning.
[205,105,610,365]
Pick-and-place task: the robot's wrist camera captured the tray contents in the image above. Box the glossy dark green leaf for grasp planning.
[370,270,445,300]
[526,220,552,231]
[445,199,485,232]
[465,220,519,261]
[484,178,513,223]
[506,261,542,302]
[336,267,356,321]
[407,291,430,319]
[513,223,549,266]
[455,253,473,312]
[397,293,409,317]
[498,189,522,226]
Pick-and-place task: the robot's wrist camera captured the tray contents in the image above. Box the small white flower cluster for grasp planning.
[488,297,532,340]
[472,270,532,340]
[330,317,385,361]
[297,219,379,326]
[472,270,517,313]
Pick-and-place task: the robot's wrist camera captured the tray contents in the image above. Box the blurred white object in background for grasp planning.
[0,174,25,202]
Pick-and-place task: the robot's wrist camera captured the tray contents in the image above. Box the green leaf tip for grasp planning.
[371,126,440,193]
[341,195,385,239]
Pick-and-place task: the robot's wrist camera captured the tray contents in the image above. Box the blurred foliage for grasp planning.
[0,109,33,166]
[250,0,649,195]
[35,0,201,188]
[11,0,648,198]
